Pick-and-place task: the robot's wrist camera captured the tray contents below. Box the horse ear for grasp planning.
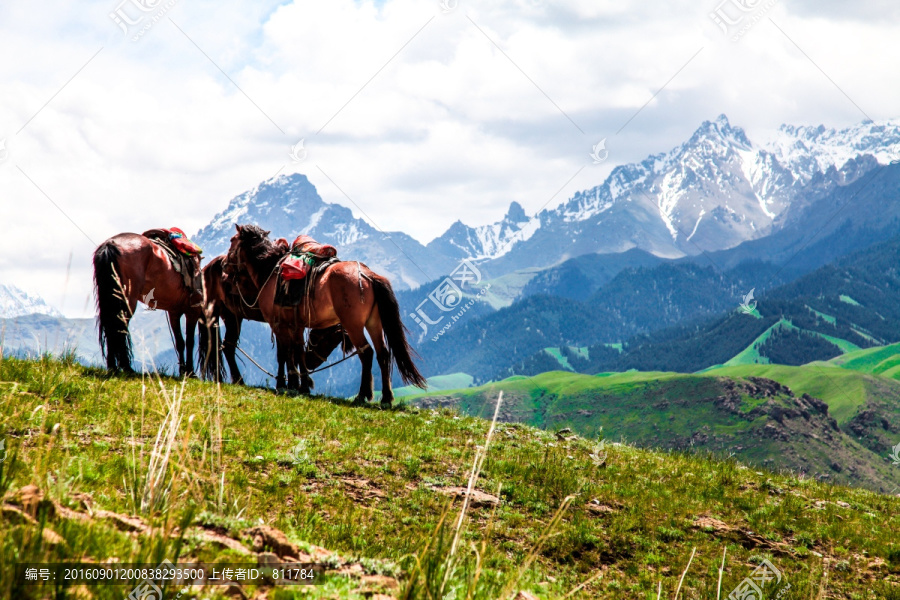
[235,224,242,233]
[265,230,271,236]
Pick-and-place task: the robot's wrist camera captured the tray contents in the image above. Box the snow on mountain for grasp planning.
[190,116,900,290]
[426,202,539,261]
[434,115,899,272]
[193,173,456,290]
[0,284,63,319]
[194,174,371,257]
[765,119,900,184]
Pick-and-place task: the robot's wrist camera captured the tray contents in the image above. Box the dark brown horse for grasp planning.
[202,254,348,392]
[93,232,203,375]
[225,224,426,404]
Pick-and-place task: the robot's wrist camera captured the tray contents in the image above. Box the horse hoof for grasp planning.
[352,396,367,405]
[380,399,393,408]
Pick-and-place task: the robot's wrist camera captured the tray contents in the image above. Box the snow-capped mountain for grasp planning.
[434,114,900,275]
[426,202,539,261]
[766,120,900,184]
[191,115,900,290]
[0,284,63,319]
[193,174,457,290]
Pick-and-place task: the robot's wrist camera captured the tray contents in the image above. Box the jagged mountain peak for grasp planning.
[690,113,751,147]
[192,172,371,258]
[767,117,900,183]
[505,201,528,223]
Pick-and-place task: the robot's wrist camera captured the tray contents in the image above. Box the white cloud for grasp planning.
[0,0,898,316]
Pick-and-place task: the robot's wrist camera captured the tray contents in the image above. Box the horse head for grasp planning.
[226,223,284,290]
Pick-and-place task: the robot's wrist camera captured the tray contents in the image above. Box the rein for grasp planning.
[235,343,360,379]
[227,236,360,385]
[229,248,278,309]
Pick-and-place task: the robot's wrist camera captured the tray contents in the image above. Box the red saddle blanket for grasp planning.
[280,235,337,281]
[166,227,202,256]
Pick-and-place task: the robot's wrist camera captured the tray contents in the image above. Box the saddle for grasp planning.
[274,235,339,306]
[142,227,203,293]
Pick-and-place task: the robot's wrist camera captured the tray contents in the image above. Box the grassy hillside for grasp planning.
[2,358,900,598]
[412,370,900,493]
[829,342,900,380]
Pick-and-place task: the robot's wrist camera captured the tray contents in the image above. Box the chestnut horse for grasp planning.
[93,232,203,375]
[202,254,348,391]
[225,224,426,404]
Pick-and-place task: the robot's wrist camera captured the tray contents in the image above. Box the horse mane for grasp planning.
[236,224,286,275]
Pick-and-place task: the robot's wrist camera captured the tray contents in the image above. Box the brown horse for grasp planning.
[202,254,348,392]
[93,232,203,376]
[225,224,426,404]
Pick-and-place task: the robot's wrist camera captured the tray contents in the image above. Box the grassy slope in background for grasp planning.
[411,368,900,493]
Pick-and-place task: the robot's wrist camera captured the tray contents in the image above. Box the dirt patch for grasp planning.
[341,478,387,501]
[431,486,500,508]
[692,515,794,555]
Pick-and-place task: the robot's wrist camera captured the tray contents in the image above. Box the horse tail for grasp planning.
[92,241,133,372]
[369,273,427,388]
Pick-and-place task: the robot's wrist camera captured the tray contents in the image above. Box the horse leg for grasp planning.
[365,315,394,407]
[222,313,243,385]
[298,339,313,395]
[185,313,198,378]
[343,325,374,403]
[169,311,187,377]
[287,341,301,391]
[275,338,287,392]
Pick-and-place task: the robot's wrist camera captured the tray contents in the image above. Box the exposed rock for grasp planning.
[585,503,617,516]
[42,528,65,546]
[191,528,252,555]
[692,515,793,555]
[94,510,149,533]
[245,525,302,559]
[2,504,37,525]
[432,486,500,507]
[5,484,55,519]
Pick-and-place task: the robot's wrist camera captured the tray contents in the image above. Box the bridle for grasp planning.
[226,238,278,310]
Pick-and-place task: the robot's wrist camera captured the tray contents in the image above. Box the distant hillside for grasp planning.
[499,234,900,379]
[828,342,900,380]
[412,370,900,493]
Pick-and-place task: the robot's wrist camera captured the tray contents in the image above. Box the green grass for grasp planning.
[394,372,475,398]
[543,348,574,371]
[807,306,836,325]
[412,368,900,492]
[2,357,900,598]
[718,318,860,369]
[839,295,862,306]
[720,318,791,367]
[829,342,900,381]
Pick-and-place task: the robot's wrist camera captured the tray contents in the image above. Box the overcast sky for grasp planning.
[1,0,899,316]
